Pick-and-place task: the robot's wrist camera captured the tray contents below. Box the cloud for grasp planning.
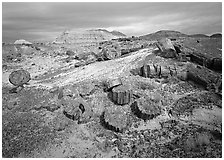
[2,2,222,43]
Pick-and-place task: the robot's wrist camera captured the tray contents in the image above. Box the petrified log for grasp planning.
[58,85,80,99]
[100,105,129,133]
[188,51,222,72]
[66,50,75,56]
[107,78,122,91]
[130,96,161,121]
[185,64,222,93]
[9,69,31,87]
[62,96,92,123]
[212,58,222,72]
[132,63,172,79]
[156,38,178,58]
[108,84,132,105]
[100,44,121,60]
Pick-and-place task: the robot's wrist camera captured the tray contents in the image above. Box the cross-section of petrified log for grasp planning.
[130,97,161,121]
[9,69,31,87]
[107,78,122,91]
[100,105,129,133]
[108,84,132,105]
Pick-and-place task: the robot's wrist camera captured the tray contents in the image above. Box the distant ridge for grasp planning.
[140,30,188,40]
[110,30,126,37]
[140,30,222,40]
[189,34,209,38]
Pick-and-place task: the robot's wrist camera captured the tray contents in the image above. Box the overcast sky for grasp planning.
[2,2,222,43]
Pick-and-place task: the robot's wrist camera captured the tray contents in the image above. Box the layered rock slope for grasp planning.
[53,29,126,44]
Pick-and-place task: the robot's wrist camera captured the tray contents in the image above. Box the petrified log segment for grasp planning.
[9,69,31,87]
[130,97,161,121]
[62,96,92,123]
[175,45,222,72]
[100,106,129,133]
[184,64,222,94]
[107,78,122,91]
[212,58,222,72]
[100,44,121,60]
[156,38,178,58]
[108,85,132,105]
[131,63,175,79]
[58,85,80,99]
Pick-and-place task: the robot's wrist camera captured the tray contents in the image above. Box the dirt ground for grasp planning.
[2,38,222,158]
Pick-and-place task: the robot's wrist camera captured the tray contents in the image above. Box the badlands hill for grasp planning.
[140,30,222,40]
[188,34,209,38]
[140,30,188,40]
[210,33,222,38]
[53,29,126,44]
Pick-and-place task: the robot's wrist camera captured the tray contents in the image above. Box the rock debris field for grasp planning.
[2,29,222,158]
